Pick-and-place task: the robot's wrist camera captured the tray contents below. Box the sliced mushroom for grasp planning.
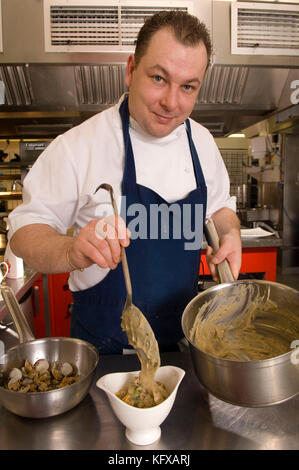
[51,362,63,380]
[8,378,20,391]
[29,383,38,392]
[2,358,78,393]
[19,384,30,393]
[37,371,51,382]
[37,382,49,392]
[34,359,49,375]
[9,368,22,381]
[61,362,73,377]
[24,360,33,372]
[22,378,33,385]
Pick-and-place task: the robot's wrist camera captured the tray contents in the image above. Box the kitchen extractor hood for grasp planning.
[1,0,299,138]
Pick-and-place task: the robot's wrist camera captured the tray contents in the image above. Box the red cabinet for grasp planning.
[48,272,73,337]
[200,247,277,281]
[32,275,47,338]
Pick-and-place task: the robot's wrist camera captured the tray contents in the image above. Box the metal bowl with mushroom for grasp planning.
[0,285,99,418]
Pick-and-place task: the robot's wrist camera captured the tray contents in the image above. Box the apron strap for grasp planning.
[120,95,207,193]
[185,118,206,189]
[119,96,137,195]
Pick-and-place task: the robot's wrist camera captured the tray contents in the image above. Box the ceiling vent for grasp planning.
[231,1,299,56]
[43,0,193,53]
[197,65,248,105]
[75,64,127,104]
[0,66,33,106]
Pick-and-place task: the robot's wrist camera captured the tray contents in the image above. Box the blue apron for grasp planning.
[70,96,207,354]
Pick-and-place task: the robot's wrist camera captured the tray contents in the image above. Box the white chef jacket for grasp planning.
[8,95,236,292]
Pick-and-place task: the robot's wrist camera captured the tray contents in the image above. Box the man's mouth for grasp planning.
[154,112,174,124]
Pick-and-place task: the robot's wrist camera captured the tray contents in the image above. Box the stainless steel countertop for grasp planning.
[202,236,282,249]
[0,351,298,450]
[240,237,282,248]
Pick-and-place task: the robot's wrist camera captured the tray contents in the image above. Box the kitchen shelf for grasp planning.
[0,174,21,180]
[0,162,22,169]
[0,191,22,200]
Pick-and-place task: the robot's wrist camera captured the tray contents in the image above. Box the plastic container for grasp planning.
[4,240,24,279]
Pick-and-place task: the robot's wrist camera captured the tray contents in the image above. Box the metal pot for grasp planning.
[181,219,299,407]
[0,285,99,418]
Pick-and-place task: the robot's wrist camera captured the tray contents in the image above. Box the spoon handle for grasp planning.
[0,285,35,343]
[204,217,235,284]
[97,183,133,299]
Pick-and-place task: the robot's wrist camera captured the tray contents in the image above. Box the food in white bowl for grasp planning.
[96,365,185,446]
[116,374,169,408]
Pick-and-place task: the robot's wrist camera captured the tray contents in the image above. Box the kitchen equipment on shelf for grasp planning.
[4,240,24,279]
[0,284,99,418]
[181,218,299,407]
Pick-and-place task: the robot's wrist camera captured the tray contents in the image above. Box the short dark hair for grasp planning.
[134,10,212,66]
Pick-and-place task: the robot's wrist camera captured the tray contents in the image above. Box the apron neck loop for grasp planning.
[185,118,205,188]
[119,95,206,193]
[119,96,137,194]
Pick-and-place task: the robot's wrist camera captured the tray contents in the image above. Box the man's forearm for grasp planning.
[10,224,73,274]
[208,207,242,281]
[211,207,240,238]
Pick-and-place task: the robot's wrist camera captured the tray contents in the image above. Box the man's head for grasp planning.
[125,11,212,138]
[134,10,212,67]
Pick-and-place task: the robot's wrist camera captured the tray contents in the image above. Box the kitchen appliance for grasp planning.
[0,284,99,418]
[181,219,299,407]
[19,141,51,182]
[19,141,50,166]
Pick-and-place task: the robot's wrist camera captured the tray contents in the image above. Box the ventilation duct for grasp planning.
[0,66,33,106]
[44,0,193,53]
[198,65,248,105]
[75,64,127,104]
[0,63,249,108]
[231,2,299,56]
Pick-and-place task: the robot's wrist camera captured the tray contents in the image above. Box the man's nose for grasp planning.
[160,85,178,111]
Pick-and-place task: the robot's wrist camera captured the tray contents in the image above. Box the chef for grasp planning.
[8,11,242,354]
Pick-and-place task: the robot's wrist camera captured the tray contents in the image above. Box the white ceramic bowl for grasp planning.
[96,365,185,446]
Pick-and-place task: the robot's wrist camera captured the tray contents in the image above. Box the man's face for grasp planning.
[125,28,208,138]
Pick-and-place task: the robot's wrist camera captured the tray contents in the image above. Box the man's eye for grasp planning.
[183,84,193,91]
[153,75,164,83]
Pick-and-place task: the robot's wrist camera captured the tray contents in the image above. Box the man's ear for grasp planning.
[125,54,136,87]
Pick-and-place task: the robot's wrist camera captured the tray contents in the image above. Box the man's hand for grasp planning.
[68,216,130,271]
[10,216,130,274]
[206,208,242,283]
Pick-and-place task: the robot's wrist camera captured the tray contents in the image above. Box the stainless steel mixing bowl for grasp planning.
[182,219,299,407]
[0,285,99,418]
[182,279,299,407]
